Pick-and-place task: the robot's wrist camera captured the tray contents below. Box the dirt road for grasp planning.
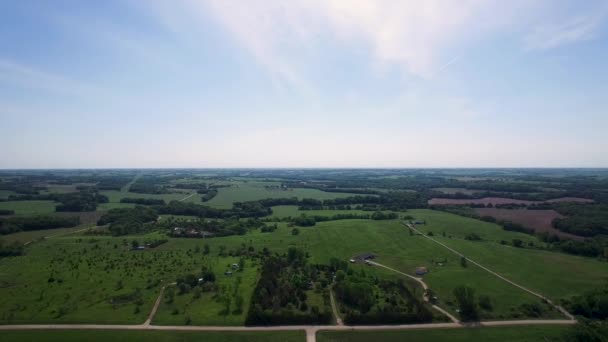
[368,260,460,323]
[405,223,575,320]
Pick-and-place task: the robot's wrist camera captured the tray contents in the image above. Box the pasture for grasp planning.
[204,181,357,209]
[1,208,606,325]
[317,325,570,342]
[0,200,58,215]
[1,330,305,342]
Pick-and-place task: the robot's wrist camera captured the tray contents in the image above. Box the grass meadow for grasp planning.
[205,181,358,209]
[1,330,305,342]
[1,208,606,324]
[317,325,570,342]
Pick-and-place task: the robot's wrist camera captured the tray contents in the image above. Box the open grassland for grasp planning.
[296,219,559,320]
[406,210,608,300]
[317,325,570,342]
[205,181,358,209]
[0,200,58,215]
[431,188,482,195]
[0,190,16,199]
[0,226,89,244]
[0,233,249,324]
[1,209,606,325]
[270,205,385,218]
[152,257,259,326]
[428,197,593,206]
[1,330,305,342]
[407,209,537,244]
[97,189,200,212]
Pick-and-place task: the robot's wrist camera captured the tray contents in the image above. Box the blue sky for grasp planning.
[1,0,607,168]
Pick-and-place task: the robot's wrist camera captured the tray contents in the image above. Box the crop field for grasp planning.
[205,182,358,209]
[100,190,200,207]
[317,325,570,342]
[431,188,482,195]
[1,330,305,342]
[0,200,59,215]
[474,208,581,240]
[428,197,592,206]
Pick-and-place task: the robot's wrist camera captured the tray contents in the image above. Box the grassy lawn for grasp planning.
[407,210,608,301]
[0,200,59,215]
[0,226,89,244]
[1,209,605,324]
[317,325,570,342]
[153,257,259,326]
[205,181,358,209]
[100,191,200,206]
[270,205,385,218]
[1,330,305,342]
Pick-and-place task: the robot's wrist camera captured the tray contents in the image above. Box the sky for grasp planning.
[1,0,608,168]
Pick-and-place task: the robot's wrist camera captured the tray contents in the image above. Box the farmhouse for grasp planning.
[415,267,428,275]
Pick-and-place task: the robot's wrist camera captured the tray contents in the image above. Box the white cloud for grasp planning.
[524,10,607,50]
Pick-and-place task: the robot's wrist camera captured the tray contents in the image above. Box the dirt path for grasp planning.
[329,289,343,326]
[368,261,460,323]
[179,193,195,202]
[405,223,575,320]
[121,174,142,193]
[144,283,176,325]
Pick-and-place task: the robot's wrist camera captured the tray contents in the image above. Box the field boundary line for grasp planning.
[404,222,575,321]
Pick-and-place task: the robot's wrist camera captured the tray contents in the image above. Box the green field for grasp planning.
[317,325,570,342]
[406,210,608,300]
[0,190,16,199]
[0,200,58,215]
[205,182,358,209]
[153,256,259,326]
[270,205,386,218]
[100,190,200,207]
[2,208,607,324]
[1,330,305,342]
[0,226,88,244]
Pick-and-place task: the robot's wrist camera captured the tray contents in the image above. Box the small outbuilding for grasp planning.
[415,267,428,275]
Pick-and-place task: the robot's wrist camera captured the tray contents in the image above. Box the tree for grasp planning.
[131,240,139,249]
[453,286,478,321]
[478,295,493,311]
[203,244,210,255]
[292,228,300,236]
[460,256,467,268]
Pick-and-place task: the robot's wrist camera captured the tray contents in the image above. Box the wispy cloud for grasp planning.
[524,10,607,50]
[0,59,100,96]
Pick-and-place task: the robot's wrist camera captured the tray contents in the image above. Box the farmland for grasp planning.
[0,330,305,342]
[474,208,581,240]
[428,197,593,206]
[204,181,358,209]
[1,168,608,341]
[317,325,571,342]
